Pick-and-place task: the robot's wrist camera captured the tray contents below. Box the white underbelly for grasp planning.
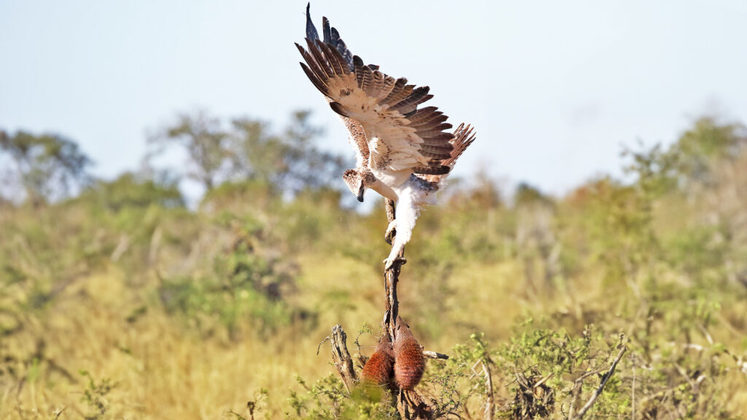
[371,168,410,189]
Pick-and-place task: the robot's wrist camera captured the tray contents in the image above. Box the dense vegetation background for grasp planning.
[1,111,746,418]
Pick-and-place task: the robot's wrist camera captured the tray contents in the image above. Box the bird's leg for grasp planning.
[384,241,406,270]
[384,219,397,245]
[384,193,418,270]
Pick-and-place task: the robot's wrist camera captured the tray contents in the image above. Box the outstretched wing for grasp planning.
[296,9,454,174]
[304,5,369,168]
[441,123,476,169]
[422,123,476,184]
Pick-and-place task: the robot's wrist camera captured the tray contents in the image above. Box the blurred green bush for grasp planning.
[1,114,745,418]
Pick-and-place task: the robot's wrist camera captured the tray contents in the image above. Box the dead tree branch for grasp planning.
[383,198,435,419]
[482,360,495,420]
[322,199,448,417]
[572,342,628,420]
[423,350,449,360]
[384,200,404,341]
[328,325,358,393]
[397,390,434,420]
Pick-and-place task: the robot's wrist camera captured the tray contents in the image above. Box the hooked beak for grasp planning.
[357,185,365,202]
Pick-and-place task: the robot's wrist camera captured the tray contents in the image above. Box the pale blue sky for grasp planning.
[2,0,746,196]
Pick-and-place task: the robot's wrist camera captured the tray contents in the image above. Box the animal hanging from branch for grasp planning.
[296,4,476,268]
[361,318,426,393]
[361,333,395,389]
[392,317,426,391]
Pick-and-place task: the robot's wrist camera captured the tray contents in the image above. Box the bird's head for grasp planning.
[343,169,375,202]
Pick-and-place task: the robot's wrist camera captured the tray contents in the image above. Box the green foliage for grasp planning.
[156,213,305,340]
[81,172,184,211]
[664,224,729,282]
[149,109,347,194]
[2,113,747,418]
[288,375,397,419]
[419,333,495,417]
[149,111,229,190]
[279,110,348,193]
[79,370,116,420]
[670,117,747,185]
[514,182,551,207]
[498,324,625,418]
[0,129,92,204]
[228,388,269,419]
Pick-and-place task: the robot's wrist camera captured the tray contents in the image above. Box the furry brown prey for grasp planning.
[361,334,395,388]
[393,317,426,390]
[296,4,476,268]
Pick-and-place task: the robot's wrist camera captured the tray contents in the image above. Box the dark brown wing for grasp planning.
[422,123,476,183]
[297,7,454,173]
[442,123,476,168]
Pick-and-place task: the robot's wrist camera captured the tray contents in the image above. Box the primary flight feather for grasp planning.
[296,4,476,268]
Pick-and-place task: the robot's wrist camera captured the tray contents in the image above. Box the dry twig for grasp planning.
[572,342,628,419]
[482,360,495,420]
[423,350,449,360]
[328,325,358,393]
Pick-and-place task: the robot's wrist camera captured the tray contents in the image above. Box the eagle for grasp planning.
[296,4,475,268]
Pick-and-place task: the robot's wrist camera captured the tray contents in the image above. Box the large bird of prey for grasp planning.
[296,4,475,268]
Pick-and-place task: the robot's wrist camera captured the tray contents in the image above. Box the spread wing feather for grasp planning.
[302,7,367,167]
[318,8,353,71]
[421,123,476,182]
[297,9,455,172]
[443,123,476,168]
